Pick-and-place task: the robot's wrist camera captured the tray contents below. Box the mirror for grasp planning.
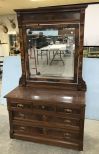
[26,24,77,80]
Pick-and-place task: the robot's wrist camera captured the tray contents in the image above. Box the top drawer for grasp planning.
[56,106,81,115]
[7,99,82,117]
[8,99,32,110]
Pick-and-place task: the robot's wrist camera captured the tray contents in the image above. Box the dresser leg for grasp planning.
[10,131,14,139]
[79,143,83,151]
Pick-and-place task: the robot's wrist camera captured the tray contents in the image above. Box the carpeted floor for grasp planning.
[0,104,99,154]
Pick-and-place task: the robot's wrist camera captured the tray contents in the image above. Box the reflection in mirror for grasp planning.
[26,26,75,79]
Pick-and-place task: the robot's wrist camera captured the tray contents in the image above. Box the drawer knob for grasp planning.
[19,113,25,118]
[64,133,71,138]
[20,126,25,131]
[17,104,24,108]
[43,128,47,134]
[64,108,72,113]
[41,105,45,109]
[64,119,71,123]
[42,115,47,121]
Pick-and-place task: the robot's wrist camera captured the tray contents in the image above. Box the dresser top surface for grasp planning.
[5,86,85,105]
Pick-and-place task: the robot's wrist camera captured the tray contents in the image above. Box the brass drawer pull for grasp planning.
[42,128,47,135]
[64,108,72,113]
[41,105,45,109]
[20,126,25,131]
[42,115,47,120]
[17,104,24,108]
[64,133,71,138]
[19,113,25,118]
[64,119,71,123]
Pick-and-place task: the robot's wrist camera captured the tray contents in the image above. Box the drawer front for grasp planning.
[56,106,81,116]
[13,111,42,121]
[13,111,80,128]
[50,116,80,128]
[47,129,80,142]
[8,100,81,117]
[33,104,55,112]
[8,100,32,110]
[13,124,80,143]
[13,125,43,136]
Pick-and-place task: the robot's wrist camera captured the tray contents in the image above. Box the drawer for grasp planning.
[13,125,43,136]
[33,104,55,112]
[9,100,32,110]
[50,116,80,128]
[47,128,80,142]
[13,124,80,143]
[56,106,81,115]
[13,111,42,121]
[13,111,80,129]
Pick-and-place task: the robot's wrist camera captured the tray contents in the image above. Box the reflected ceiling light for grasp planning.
[32,95,40,99]
[61,96,73,103]
[62,96,73,100]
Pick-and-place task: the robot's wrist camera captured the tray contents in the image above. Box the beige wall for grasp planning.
[0,4,99,56]
[0,14,18,56]
[84,4,99,46]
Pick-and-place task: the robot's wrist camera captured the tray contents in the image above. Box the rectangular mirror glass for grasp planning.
[26,24,77,80]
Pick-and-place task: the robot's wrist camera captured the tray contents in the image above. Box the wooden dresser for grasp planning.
[6,4,87,151]
[6,87,85,151]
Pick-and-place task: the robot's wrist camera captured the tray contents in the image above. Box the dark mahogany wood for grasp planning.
[15,4,87,90]
[6,4,87,151]
[5,86,85,151]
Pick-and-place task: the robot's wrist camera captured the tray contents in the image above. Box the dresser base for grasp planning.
[6,86,85,151]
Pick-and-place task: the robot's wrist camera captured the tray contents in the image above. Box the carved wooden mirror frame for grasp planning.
[15,4,87,90]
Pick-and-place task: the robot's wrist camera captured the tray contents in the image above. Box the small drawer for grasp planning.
[10,101,32,110]
[56,106,80,115]
[13,111,43,121]
[51,117,80,127]
[33,104,54,112]
[13,125,43,136]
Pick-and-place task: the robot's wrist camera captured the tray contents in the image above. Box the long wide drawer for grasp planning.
[8,99,82,118]
[13,123,80,143]
[12,111,80,129]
